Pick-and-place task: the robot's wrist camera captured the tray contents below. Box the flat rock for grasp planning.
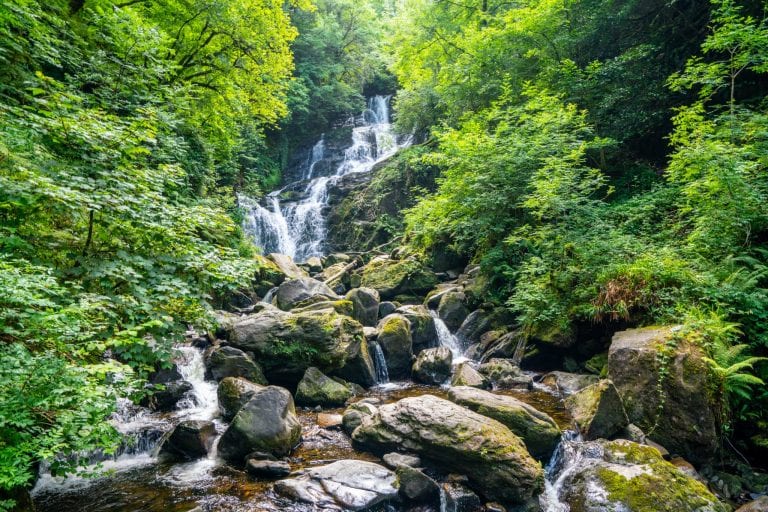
[382,452,421,469]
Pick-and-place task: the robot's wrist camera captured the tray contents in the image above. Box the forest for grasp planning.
[1,0,767,510]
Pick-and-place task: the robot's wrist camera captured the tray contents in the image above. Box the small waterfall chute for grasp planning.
[539,430,584,512]
[430,310,468,364]
[370,340,390,384]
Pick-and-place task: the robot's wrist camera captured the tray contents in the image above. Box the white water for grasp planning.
[539,431,584,512]
[370,340,390,384]
[430,310,469,364]
[243,95,411,262]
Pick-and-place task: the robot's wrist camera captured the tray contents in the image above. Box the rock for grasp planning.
[268,253,307,279]
[352,395,544,503]
[291,299,353,317]
[226,305,366,385]
[376,314,413,379]
[217,377,265,421]
[296,367,353,407]
[412,347,453,385]
[397,466,440,504]
[306,256,323,273]
[737,497,768,512]
[275,460,398,511]
[442,482,483,512]
[395,305,438,353]
[378,301,398,318]
[333,337,377,388]
[360,256,438,300]
[323,253,352,267]
[564,380,628,440]
[608,326,720,464]
[557,439,727,512]
[149,363,182,384]
[317,413,343,429]
[148,380,193,411]
[451,363,490,389]
[275,277,339,311]
[159,420,216,461]
[345,287,381,327]
[205,346,267,384]
[382,452,421,469]
[478,359,532,390]
[478,331,526,362]
[424,284,462,309]
[448,386,560,460]
[246,459,291,478]
[218,386,301,464]
[539,371,599,396]
[342,401,378,435]
[456,308,514,345]
[437,291,469,331]
[363,326,379,340]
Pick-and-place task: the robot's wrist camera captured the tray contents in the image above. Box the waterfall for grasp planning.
[174,346,219,421]
[370,340,390,384]
[261,286,278,304]
[242,95,411,263]
[539,430,584,512]
[430,310,468,363]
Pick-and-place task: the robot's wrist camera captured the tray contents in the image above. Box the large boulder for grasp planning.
[395,305,438,353]
[218,386,301,464]
[275,277,339,311]
[217,377,264,421]
[351,395,544,504]
[437,291,469,331]
[267,253,307,280]
[205,346,267,384]
[448,387,560,460]
[564,380,628,440]
[376,314,413,379]
[451,362,490,389]
[608,327,720,464]
[412,347,452,385]
[479,359,533,390]
[554,439,726,512]
[345,287,381,327]
[397,466,440,504]
[342,401,379,435]
[332,337,377,388]
[275,460,398,511]
[158,420,216,461]
[359,257,438,300]
[226,305,366,385]
[295,367,353,407]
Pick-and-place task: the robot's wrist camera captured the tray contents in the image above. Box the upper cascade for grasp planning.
[242,95,411,262]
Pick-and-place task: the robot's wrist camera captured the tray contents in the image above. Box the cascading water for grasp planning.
[430,310,468,364]
[370,340,390,384]
[243,95,411,262]
[539,430,585,512]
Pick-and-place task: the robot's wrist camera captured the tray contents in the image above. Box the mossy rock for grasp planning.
[376,314,413,379]
[295,367,353,407]
[360,256,438,300]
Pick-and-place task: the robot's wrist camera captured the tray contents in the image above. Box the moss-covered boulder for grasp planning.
[451,362,490,389]
[345,287,381,327]
[479,358,533,390]
[359,256,438,300]
[557,439,726,511]
[564,380,628,440]
[217,377,265,421]
[342,401,379,435]
[158,420,216,461]
[267,253,307,280]
[411,347,452,385]
[395,305,437,353]
[448,386,560,460]
[376,314,413,379]
[437,291,469,331]
[295,367,354,407]
[205,346,267,384]
[608,326,720,464]
[333,337,377,388]
[351,395,544,504]
[275,277,339,311]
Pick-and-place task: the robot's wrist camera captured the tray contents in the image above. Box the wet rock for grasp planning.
[267,253,307,280]
[218,386,301,464]
[558,439,726,512]
[306,256,323,273]
[275,277,339,311]
[317,413,343,429]
[564,380,628,440]
[456,308,514,345]
[448,386,560,460]
[346,287,381,327]
[245,459,291,479]
[275,459,398,511]
[360,256,438,300]
[737,497,768,512]
[451,363,490,389]
[159,420,216,461]
[342,401,378,435]
[148,363,183,384]
[217,376,265,421]
[147,380,193,411]
[376,314,413,379]
[205,346,267,384]
[438,291,469,331]
[397,466,440,504]
[608,326,720,464]
[412,347,453,385]
[478,331,526,362]
[378,301,398,318]
[382,452,421,469]
[478,359,532,390]
[442,482,483,512]
[333,337,377,388]
[295,367,353,407]
[539,371,599,396]
[352,395,544,503]
[396,305,438,353]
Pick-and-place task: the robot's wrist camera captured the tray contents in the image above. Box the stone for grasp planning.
[376,314,413,379]
[448,386,561,460]
[608,326,720,464]
[217,377,265,421]
[478,359,532,390]
[442,482,483,512]
[564,380,628,440]
[317,413,343,429]
[437,291,469,331]
[352,395,544,503]
[451,362,490,389]
[275,277,339,311]
[737,497,768,512]
[412,347,453,385]
[323,253,352,266]
[395,305,438,353]
[275,460,398,511]
[478,331,527,362]
[378,301,398,318]
[159,420,216,461]
[456,308,513,345]
[147,380,193,411]
[345,287,381,327]
[397,466,440,504]
[245,459,291,478]
[267,253,307,279]
[218,386,301,464]
[342,401,378,435]
[360,256,438,300]
[306,256,323,273]
[539,371,599,396]
[295,367,353,407]
[382,452,421,469]
[333,337,377,388]
[424,284,462,309]
[557,439,727,512]
[205,346,267,384]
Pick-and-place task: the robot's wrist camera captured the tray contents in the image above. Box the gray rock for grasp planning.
[267,253,307,279]
[275,277,339,311]
[478,359,532,390]
[539,371,599,396]
[437,291,469,331]
[395,305,438,353]
[159,420,216,461]
[378,301,398,318]
[246,459,291,478]
[217,377,264,421]
[206,346,267,384]
[147,380,193,412]
[342,401,378,435]
[333,337,377,388]
[382,452,422,469]
[451,363,490,389]
[442,482,483,512]
[564,380,628,440]
[397,466,440,504]
[412,347,453,385]
[346,287,381,327]
[376,314,413,379]
[306,256,323,273]
[295,367,353,407]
